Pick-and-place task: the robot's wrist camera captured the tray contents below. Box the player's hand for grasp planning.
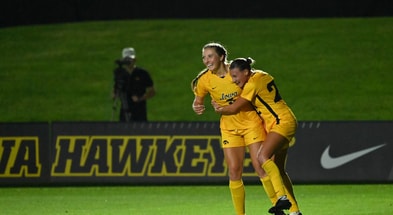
[192,104,205,115]
[211,100,222,113]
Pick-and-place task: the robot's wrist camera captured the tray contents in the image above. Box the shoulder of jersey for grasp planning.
[253,70,268,75]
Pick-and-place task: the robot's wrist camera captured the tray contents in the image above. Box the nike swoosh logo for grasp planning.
[320,144,386,169]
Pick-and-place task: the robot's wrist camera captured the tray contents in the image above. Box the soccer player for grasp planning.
[192,42,275,215]
[212,57,302,215]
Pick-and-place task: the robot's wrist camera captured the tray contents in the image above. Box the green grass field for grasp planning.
[0,18,392,122]
[1,184,392,214]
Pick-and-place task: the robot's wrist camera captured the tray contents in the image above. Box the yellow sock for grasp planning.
[260,176,277,205]
[262,159,286,198]
[229,180,245,215]
[282,173,300,213]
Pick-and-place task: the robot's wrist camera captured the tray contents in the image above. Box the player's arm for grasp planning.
[192,96,205,115]
[213,97,250,115]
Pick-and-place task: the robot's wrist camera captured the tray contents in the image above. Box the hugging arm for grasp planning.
[212,97,250,115]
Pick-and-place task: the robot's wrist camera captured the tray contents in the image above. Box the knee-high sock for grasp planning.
[262,159,286,198]
[229,180,245,215]
[260,176,277,205]
[282,172,300,213]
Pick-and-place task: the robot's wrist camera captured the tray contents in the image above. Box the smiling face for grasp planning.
[202,47,224,72]
[230,67,250,88]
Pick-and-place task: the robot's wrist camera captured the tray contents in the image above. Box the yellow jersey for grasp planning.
[241,70,297,130]
[194,70,262,130]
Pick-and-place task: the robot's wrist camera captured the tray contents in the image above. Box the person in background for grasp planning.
[112,47,155,122]
[212,57,302,215]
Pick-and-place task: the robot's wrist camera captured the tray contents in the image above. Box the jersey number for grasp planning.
[267,80,282,103]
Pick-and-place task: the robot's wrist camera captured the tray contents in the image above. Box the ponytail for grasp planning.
[191,68,209,91]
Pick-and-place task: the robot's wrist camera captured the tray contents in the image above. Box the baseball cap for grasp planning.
[122,47,136,59]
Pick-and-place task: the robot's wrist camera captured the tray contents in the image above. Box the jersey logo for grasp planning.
[320,144,386,169]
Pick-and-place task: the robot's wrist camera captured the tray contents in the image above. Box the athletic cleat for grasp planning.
[269,206,283,214]
[268,196,292,213]
[274,210,286,215]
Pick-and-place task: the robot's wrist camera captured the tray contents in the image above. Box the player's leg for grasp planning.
[248,142,277,205]
[224,146,246,215]
[258,132,291,212]
[275,148,301,214]
[260,176,277,205]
